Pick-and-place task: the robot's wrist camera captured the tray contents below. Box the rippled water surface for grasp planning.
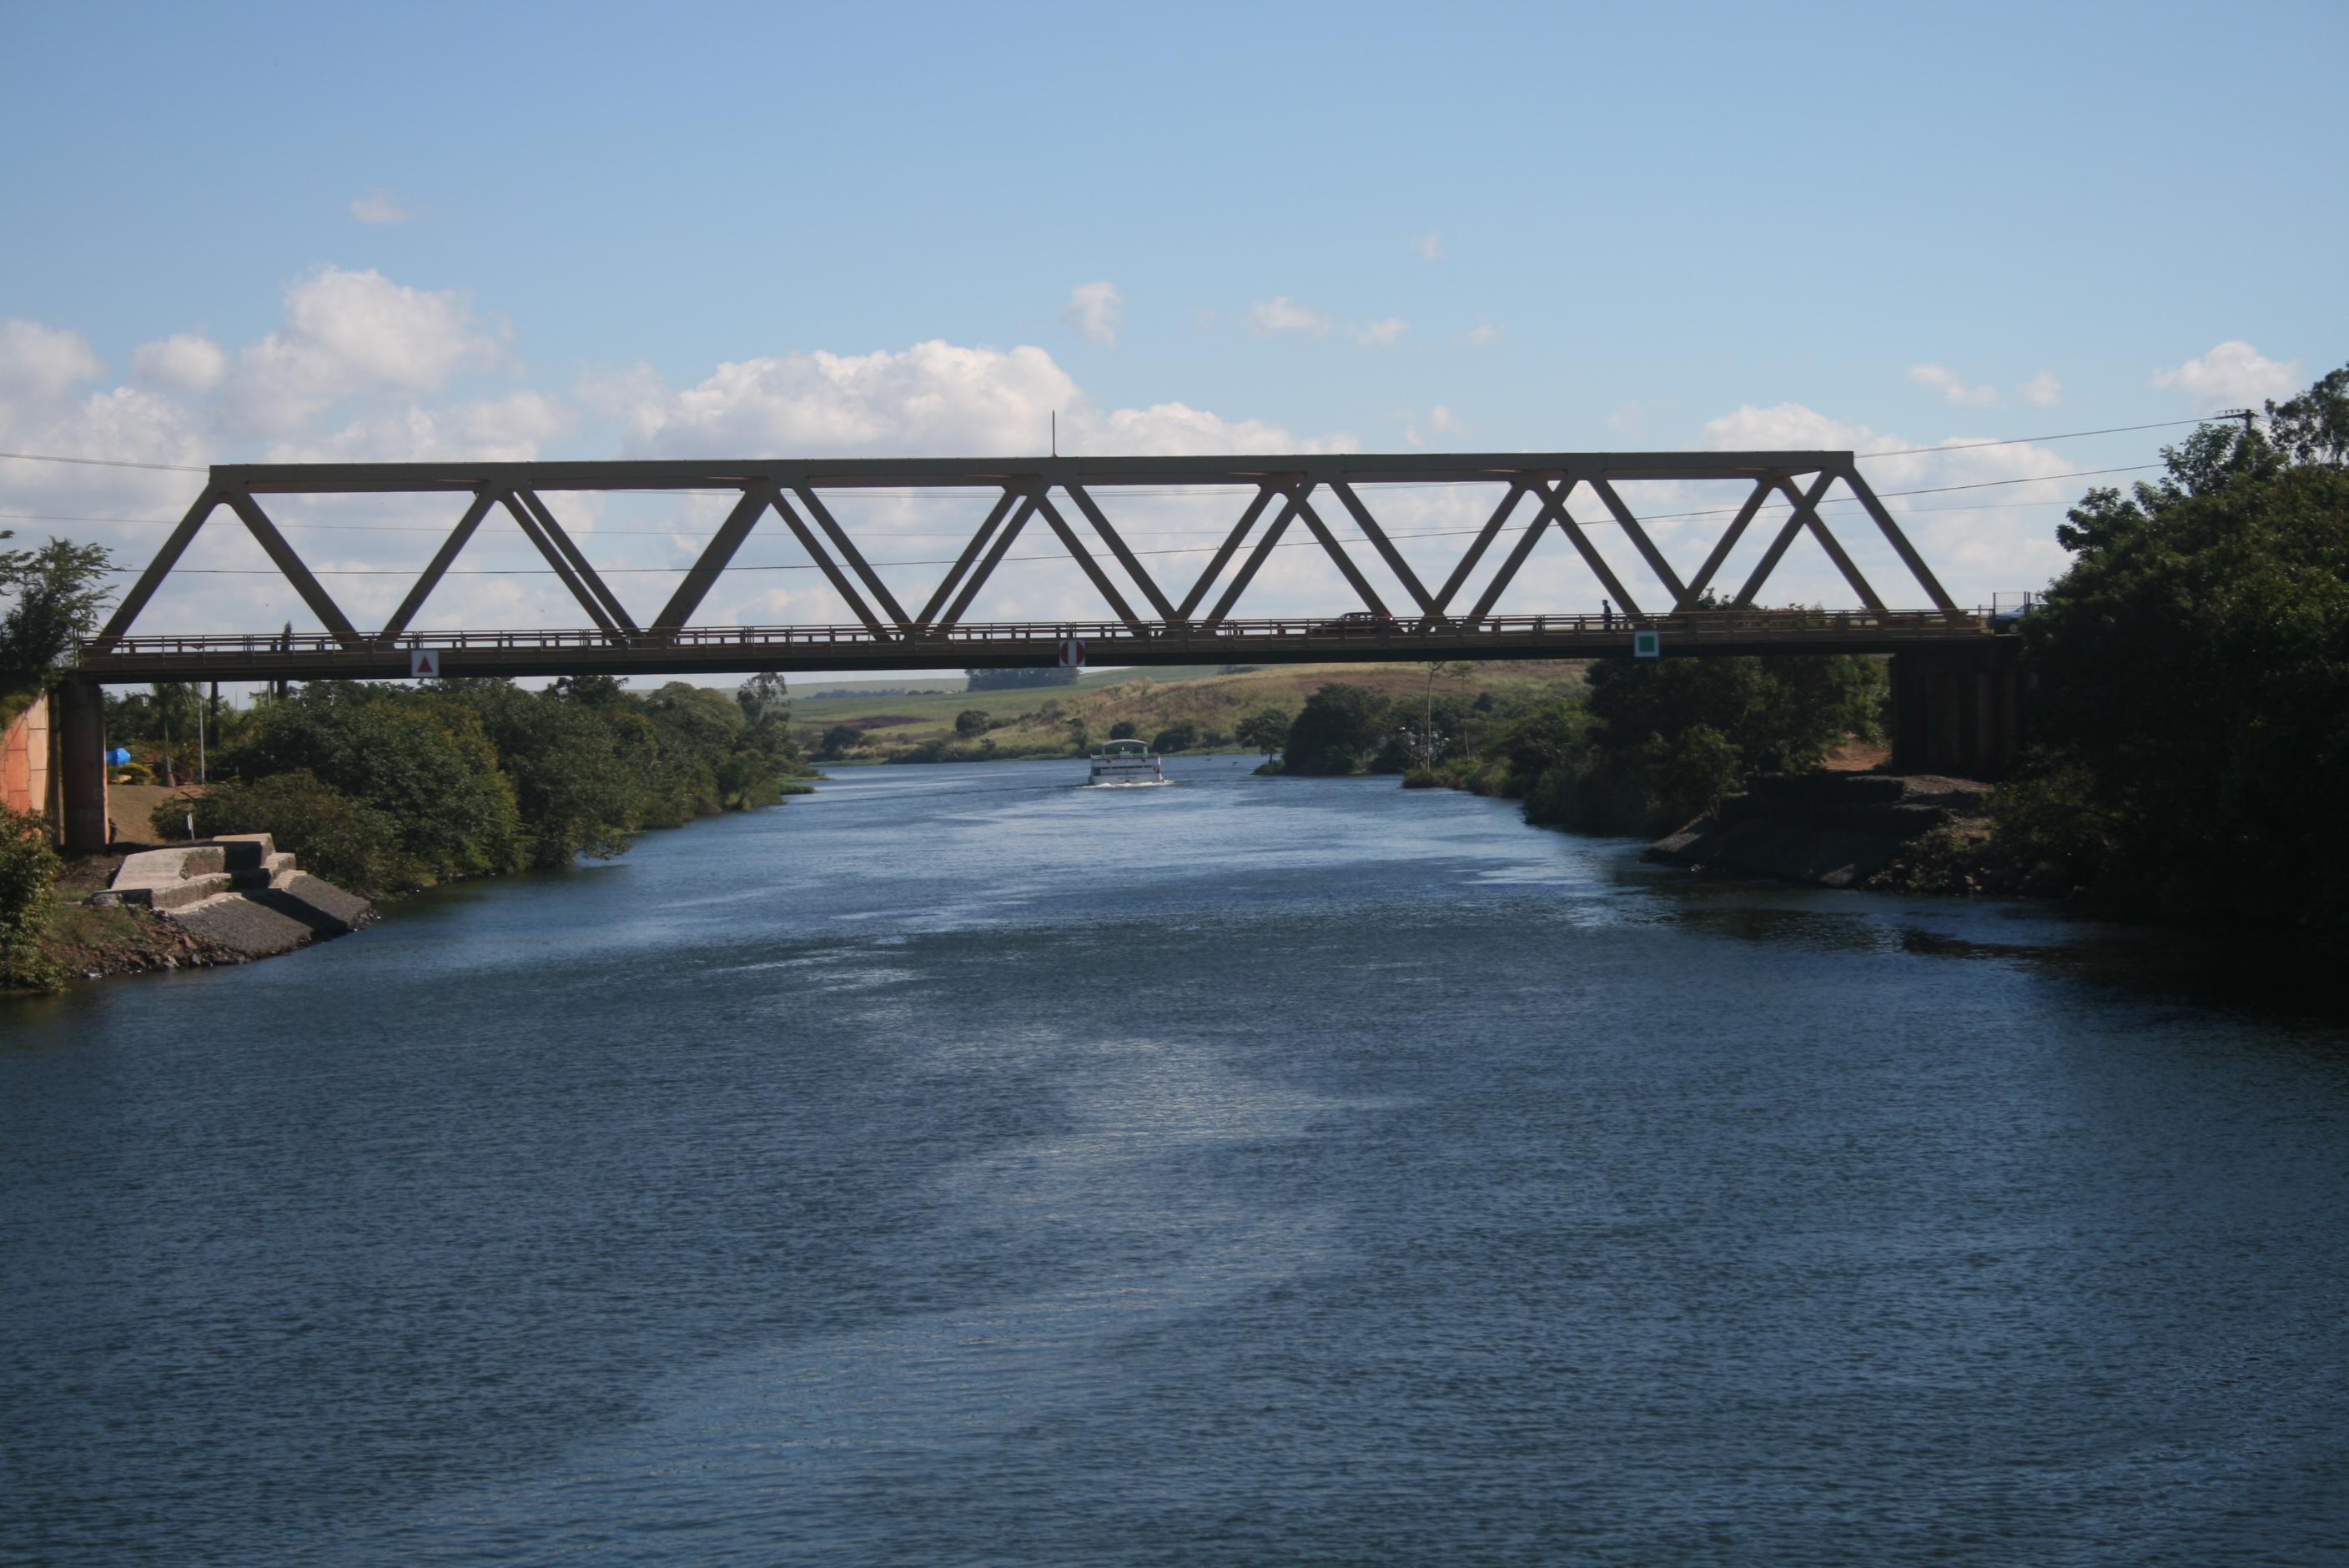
[5,757,2346,1564]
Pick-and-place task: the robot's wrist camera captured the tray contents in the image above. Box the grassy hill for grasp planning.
[797,661,1587,761]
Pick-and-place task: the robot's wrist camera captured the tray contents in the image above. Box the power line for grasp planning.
[0,450,209,473]
[0,415,2220,481]
[1859,418,2212,459]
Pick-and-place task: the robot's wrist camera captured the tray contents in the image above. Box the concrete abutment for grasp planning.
[58,676,109,852]
[1888,641,2024,781]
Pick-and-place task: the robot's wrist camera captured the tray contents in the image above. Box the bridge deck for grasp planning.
[75,610,2004,684]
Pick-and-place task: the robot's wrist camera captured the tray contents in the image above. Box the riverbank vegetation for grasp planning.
[1984,368,2349,932]
[152,675,815,899]
[2,532,117,987]
[1267,654,1884,837]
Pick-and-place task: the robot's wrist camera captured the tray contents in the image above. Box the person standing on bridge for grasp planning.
[1602,599,1612,631]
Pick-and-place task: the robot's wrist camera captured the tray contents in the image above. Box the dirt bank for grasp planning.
[1645,772,1993,890]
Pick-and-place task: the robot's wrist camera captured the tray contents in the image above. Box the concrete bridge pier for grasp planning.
[57,676,109,852]
[1888,641,2024,781]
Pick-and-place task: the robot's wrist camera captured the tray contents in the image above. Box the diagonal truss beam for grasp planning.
[1327,480,1434,614]
[1178,485,1275,621]
[1839,462,1957,611]
[1467,476,1563,621]
[1063,483,1179,622]
[500,490,624,641]
[1527,477,1643,618]
[516,489,636,633]
[1290,485,1389,616]
[1031,492,1144,630]
[791,484,913,631]
[223,490,363,646]
[382,488,499,639]
[652,485,772,632]
[92,486,223,648]
[1733,471,1838,607]
[1431,481,1527,616]
[1205,485,1306,626]
[938,486,1043,630]
[1587,477,1688,607]
[767,490,888,635]
[916,487,1018,628]
[1680,479,1775,607]
[1778,477,1884,612]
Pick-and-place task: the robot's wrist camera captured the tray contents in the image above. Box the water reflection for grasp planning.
[3,756,2346,1564]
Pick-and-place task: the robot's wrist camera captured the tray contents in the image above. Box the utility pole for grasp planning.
[2216,407,2256,441]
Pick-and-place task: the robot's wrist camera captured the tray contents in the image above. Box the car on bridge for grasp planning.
[1310,610,1409,636]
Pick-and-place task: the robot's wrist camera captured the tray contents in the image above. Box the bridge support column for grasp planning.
[1888,641,2023,781]
[56,677,109,852]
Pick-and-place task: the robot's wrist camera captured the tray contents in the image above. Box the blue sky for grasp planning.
[3,0,2342,661]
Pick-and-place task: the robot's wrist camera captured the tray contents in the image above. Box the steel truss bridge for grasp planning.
[78,450,2004,683]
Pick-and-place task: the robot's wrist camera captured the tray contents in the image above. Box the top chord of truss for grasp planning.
[210,452,1856,490]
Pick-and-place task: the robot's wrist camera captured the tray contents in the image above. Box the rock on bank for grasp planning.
[93,833,371,959]
[1644,773,1990,889]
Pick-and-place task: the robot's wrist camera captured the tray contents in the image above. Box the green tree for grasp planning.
[737,671,790,726]
[817,724,865,760]
[1109,719,1137,740]
[1282,685,1393,775]
[1235,708,1291,757]
[1151,719,1199,753]
[955,707,991,736]
[224,685,526,882]
[0,537,114,679]
[442,681,640,867]
[167,771,419,897]
[0,805,60,988]
[2004,379,2349,928]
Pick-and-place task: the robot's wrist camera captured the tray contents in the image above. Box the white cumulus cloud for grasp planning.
[1246,296,1331,337]
[1060,281,1123,347]
[349,188,415,224]
[219,265,505,435]
[2153,339,2302,412]
[1352,317,1408,349]
[591,339,1351,460]
[1404,405,1460,446]
[132,333,229,393]
[1414,230,1443,262]
[1908,363,1997,406]
[2016,370,2062,408]
[0,319,104,408]
[1462,319,1501,347]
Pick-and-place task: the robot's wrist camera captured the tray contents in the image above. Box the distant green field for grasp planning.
[792,661,1587,757]
[792,666,1230,735]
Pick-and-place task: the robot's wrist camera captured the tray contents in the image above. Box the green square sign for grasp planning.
[1632,630,1661,658]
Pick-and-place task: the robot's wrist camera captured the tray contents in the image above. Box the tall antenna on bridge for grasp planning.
[1051,410,1058,458]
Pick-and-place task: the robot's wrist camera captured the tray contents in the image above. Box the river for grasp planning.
[4,756,2346,1564]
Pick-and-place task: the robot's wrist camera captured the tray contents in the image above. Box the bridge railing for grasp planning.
[75,607,1992,662]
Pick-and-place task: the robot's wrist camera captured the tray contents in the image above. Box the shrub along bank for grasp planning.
[154,674,815,900]
[1271,654,1885,838]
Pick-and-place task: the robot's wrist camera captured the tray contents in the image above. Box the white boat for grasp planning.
[1088,737,1169,787]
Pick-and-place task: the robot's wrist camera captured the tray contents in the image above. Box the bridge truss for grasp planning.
[80,451,1985,681]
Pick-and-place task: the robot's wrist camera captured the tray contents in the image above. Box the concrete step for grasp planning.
[211,833,278,870]
[148,872,235,911]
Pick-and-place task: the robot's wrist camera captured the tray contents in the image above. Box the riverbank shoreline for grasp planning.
[1642,771,1995,892]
